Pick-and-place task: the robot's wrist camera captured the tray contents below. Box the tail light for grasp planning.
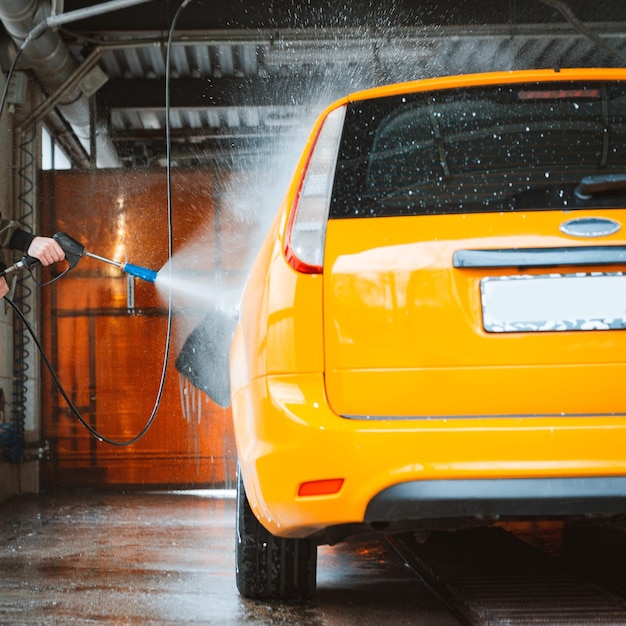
[284,104,346,274]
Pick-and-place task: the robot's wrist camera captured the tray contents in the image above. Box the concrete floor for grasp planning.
[0,491,459,625]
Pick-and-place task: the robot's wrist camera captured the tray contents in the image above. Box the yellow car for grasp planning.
[230,68,626,599]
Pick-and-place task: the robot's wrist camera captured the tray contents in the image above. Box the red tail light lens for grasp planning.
[298,478,344,497]
[285,105,346,274]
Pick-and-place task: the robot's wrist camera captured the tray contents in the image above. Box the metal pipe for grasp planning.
[0,0,126,167]
[45,0,155,28]
[83,251,123,268]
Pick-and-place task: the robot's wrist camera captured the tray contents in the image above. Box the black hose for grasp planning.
[0,0,193,448]
[4,294,152,446]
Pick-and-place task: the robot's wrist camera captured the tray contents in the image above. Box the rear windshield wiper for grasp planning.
[575,173,626,200]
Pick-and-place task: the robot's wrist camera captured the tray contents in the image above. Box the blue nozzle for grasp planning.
[123,263,158,283]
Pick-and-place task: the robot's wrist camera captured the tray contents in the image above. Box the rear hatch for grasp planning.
[322,77,626,418]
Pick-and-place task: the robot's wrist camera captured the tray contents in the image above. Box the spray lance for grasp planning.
[1,230,164,450]
[0,231,158,283]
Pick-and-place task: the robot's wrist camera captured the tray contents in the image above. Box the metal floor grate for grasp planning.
[389,526,626,625]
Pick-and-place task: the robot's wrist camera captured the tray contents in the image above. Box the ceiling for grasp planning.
[3,0,626,168]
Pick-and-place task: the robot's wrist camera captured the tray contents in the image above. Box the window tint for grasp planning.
[331,82,626,218]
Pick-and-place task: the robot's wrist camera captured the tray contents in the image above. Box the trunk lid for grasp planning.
[323,209,626,418]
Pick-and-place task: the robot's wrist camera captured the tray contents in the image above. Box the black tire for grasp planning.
[235,466,317,600]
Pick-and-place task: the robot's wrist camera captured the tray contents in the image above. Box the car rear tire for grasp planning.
[235,467,317,600]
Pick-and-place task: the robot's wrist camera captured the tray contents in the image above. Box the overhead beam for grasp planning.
[60,0,626,33]
[98,76,326,109]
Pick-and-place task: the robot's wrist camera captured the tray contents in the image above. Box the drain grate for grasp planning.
[388,527,626,626]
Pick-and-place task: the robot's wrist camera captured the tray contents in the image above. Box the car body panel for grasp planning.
[346,67,626,103]
[230,67,626,539]
[230,372,626,538]
[231,206,325,387]
[323,210,626,417]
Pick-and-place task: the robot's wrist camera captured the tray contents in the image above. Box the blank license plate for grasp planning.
[481,273,626,332]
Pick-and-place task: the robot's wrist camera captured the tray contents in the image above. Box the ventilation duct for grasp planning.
[0,0,120,167]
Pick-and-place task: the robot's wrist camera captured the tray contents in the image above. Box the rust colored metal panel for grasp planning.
[39,168,255,489]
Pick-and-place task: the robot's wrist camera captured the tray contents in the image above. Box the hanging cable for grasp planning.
[39,0,192,446]
[0,0,193,447]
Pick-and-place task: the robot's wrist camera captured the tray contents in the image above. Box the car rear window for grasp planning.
[330,81,626,218]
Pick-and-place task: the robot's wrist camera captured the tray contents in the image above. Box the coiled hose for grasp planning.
[0,125,36,463]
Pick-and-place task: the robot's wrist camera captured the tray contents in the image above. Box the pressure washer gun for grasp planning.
[0,232,158,283]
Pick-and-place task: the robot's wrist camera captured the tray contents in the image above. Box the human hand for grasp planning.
[27,236,65,266]
[0,277,8,298]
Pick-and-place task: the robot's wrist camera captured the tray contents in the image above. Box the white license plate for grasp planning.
[481,273,626,332]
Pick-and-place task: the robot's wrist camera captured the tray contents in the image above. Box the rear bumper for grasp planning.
[365,477,626,522]
[231,372,626,538]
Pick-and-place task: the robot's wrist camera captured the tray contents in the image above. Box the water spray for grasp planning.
[0,231,159,283]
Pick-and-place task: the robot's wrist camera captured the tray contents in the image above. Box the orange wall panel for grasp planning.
[39,168,254,489]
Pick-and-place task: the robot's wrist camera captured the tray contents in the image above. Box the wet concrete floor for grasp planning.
[0,491,459,625]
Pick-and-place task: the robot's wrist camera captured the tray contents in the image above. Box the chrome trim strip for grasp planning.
[453,245,626,268]
[341,412,626,420]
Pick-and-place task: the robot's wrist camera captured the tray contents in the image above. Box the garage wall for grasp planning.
[39,168,255,490]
